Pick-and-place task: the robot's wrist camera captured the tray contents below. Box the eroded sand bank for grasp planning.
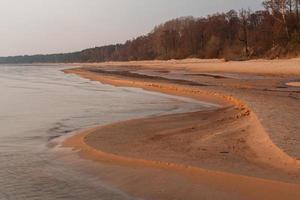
[63,59,300,200]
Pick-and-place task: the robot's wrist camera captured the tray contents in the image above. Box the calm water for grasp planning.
[0,65,215,200]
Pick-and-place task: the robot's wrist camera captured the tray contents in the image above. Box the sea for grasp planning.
[0,64,214,200]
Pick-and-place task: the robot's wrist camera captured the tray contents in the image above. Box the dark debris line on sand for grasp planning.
[87,68,210,87]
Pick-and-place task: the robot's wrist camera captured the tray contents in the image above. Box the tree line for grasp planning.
[1,0,300,64]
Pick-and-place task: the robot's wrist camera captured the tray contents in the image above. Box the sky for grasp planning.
[0,0,262,57]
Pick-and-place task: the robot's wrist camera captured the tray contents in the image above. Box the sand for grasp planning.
[286,82,300,87]
[63,58,300,200]
[75,58,300,75]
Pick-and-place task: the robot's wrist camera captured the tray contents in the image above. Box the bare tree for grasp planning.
[239,9,250,56]
[263,0,290,38]
[296,0,299,25]
[288,0,293,12]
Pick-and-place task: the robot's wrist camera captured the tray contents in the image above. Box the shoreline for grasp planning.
[61,60,300,199]
[63,68,299,171]
[63,126,300,200]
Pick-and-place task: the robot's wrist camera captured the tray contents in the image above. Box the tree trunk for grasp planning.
[280,0,290,39]
[288,0,292,13]
[239,10,249,56]
[296,0,299,26]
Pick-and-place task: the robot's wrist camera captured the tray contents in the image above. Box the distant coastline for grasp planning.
[2,3,300,64]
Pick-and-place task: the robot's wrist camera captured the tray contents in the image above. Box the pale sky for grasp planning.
[0,0,262,56]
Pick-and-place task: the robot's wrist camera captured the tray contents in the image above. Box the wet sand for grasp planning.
[63,59,300,200]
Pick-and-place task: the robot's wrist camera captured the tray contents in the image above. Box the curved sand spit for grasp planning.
[63,67,300,199]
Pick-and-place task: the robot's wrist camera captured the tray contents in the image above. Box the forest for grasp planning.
[1,0,300,63]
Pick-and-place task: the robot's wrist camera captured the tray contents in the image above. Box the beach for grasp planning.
[63,59,300,200]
